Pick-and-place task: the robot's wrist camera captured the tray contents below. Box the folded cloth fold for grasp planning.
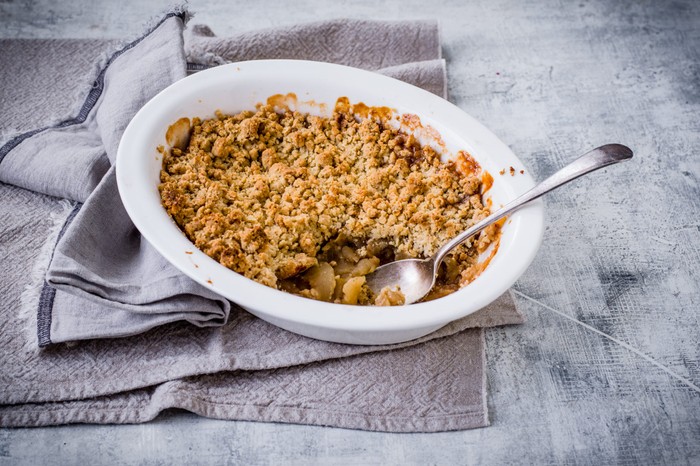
[5,12,232,345]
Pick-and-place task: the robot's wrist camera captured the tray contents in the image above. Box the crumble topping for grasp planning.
[159,98,497,305]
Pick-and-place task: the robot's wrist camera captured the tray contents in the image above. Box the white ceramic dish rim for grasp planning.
[116,59,544,335]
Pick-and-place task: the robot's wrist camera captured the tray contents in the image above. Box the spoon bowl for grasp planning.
[366,257,437,304]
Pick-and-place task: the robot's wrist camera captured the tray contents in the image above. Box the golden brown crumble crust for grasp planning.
[159,99,495,305]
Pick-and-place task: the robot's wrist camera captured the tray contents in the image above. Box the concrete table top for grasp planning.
[1,0,698,464]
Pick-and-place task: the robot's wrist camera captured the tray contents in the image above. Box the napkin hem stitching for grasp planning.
[16,200,75,352]
[37,204,82,347]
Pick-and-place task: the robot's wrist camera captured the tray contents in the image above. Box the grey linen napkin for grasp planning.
[0,11,525,431]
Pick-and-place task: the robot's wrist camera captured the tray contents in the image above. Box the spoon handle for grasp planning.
[433,144,633,265]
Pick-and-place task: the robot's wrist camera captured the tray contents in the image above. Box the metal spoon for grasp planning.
[365,144,634,304]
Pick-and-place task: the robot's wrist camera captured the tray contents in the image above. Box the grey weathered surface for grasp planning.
[1,0,699,464]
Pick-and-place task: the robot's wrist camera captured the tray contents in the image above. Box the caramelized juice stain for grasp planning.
[459,216,506,285]
[267,92,298,109]
[399,113,447,150]
[454,150,481,176]
[266,92,328,114]
[481,171,494,193]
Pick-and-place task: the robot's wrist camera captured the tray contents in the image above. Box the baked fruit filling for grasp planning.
[159,98,498,306]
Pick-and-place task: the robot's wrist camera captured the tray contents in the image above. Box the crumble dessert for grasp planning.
[159,98,499,305]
